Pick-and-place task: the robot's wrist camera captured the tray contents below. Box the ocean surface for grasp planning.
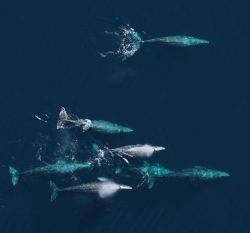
[1,1,250,233]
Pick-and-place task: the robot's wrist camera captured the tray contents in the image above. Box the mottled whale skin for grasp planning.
[142,36,209,47]
[102,27,209,61]
[110,144,165,158]
[92,144,165,166]
[165,166,230,181]
[57,107,133,134]
[117,163,229,189]
[129,31,209,54]
[115,162,173,189]
[140,164,229,188]
[9,160,92,186]
[90,120,133,134]
[49,180,132,202]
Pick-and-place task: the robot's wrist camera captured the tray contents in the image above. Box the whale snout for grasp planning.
[220,172,230,177]
[200,39,210,44]
[119,185,133,190]
[153,146,165,152]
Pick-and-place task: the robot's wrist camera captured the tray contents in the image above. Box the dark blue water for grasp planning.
[1,1,250,232]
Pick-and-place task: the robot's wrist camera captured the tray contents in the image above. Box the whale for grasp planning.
[139,164,229,188]
[129,31,209,54]
[164,166,230,181]
[49,180,132,202]
[92,144,165,166]
[142,36,209,47]
[57,107,133,134]
[9,160,92,186]
[110,144,165,158]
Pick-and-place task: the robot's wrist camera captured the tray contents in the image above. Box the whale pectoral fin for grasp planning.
[92,144,100,155]
[120,152,134,157]
[9,167,19,186]
[116,154,130,165]
[49,181,59,202]
[147,173,155,189]
[135,172,147,188]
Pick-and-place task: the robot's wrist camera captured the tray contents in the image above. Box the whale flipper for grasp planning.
[9,166,19,186]
[49,181,59,202]
[92,144,102,155]
[147,172,155,189]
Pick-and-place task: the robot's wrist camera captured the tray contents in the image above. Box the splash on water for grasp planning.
[55,135,80,161]
[91,144,115,168]
[100,25,142,61]
[34,115,48,123]
[32,134,49,161]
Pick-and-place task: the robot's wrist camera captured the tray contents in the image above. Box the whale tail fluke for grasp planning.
[9,166,19,186]
[49,181,59,202]
[57,107,68,129]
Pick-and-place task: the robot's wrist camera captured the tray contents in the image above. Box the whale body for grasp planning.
[57,107,133,134]
[110,144,165,158]
[165,166,230,181]
[49,180,132,201]
[9,160,92,186]
[142,36,209,47]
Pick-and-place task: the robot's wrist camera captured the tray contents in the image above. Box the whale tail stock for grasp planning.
[9,166,19,186]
